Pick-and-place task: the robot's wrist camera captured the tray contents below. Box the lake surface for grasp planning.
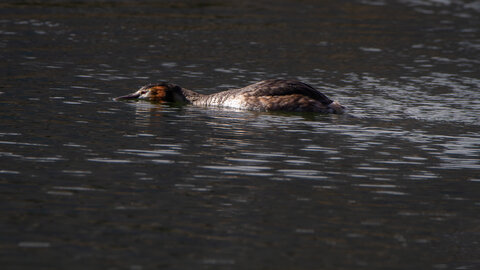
[1,0,480,269]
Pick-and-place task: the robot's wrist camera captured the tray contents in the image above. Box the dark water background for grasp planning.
[1,0,480,269]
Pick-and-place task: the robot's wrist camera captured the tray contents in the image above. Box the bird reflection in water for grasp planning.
[125,101,175,129]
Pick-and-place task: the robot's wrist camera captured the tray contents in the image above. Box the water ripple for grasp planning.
[87,158,132,163]
[117,149,181,157]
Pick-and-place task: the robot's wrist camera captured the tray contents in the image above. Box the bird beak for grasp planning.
[114,91,141,101]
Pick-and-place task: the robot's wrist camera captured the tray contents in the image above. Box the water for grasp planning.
[1,0,479,269]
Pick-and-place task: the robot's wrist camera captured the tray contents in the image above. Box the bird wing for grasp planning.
[242,79,333,105]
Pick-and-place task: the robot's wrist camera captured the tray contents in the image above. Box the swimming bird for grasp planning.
[115,79,345,113]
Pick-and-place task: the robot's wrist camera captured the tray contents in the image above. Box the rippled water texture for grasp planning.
[1,0,479,269]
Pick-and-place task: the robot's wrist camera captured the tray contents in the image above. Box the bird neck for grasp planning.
[180,88,223,106]
[180,88,205,103]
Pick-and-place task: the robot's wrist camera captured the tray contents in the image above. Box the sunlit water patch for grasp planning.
[339,72,480,125]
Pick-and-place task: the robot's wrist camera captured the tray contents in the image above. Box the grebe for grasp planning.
[115,79,345,113]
